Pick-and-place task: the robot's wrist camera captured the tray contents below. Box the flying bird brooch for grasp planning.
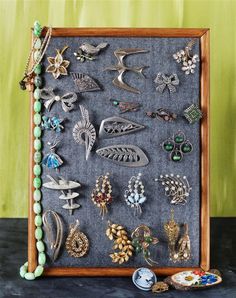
[104,48,149,94]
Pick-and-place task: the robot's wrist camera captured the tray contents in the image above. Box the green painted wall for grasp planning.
[0,0,236,217]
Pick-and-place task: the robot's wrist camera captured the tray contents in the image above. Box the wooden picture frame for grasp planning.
[28,28,210,277]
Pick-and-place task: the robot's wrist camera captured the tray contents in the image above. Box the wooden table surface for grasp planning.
[0,218,235,298]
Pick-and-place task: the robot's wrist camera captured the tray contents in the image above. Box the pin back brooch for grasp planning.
[46,45,70,79]
[146,108,177,122]
[110,99,142,113]
[74,42,108,62]
[154,73,179,94]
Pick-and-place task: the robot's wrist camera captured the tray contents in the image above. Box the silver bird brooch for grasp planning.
[104,48,149,94]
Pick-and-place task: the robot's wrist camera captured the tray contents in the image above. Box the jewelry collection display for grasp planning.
[104,48,148,94]
[74,42,108,62]
[124,173,146,215]
[40,87,78,112]
[20,23,203,280]
[131,225,159,266]
[66,220,89,258]
[43,175,82,215]
[72,105,96,160]
[155,174,191,205]
[164,210,191,262]
[71,72,101,92]
[46,45,70,79]
[173,39,200,75]
[106,221,134,264]
[91,173,113,219]
[99,116,145,138]
[154,73,179,94]
[42,139,63,170]
[42,210,63,261]
[96,144,149,167]
[161,131,193,162]
[110,99,142,113]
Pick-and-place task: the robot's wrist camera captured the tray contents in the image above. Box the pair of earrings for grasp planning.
[164,209,191,262]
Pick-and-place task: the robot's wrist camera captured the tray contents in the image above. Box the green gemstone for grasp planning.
[34,101,41,112]
[34,20,41,28]
[113,101,119,105]
[34,265,44,277]
[36,240,45,252]
[34,76,42,87]
[34,113,41,125]
[33,88,41,100]
[35,227,43,240]
[19,265,27,278]
[34,126,41,138]
[145,236,153,243]
[33,177,41,189]
[164,143,174,151]
[34,215,42,226]
[172,155,181,162]
[175,136,184,143]
[34,38,42,50]
[182,144,192,153]
[33,202,41,214]
[33,189,41,201]
[34,64,42,75]
[24,272,35,280]
[34,50,41,62]
[34,151,42,163]
[143,249,151,257]
[34,139,42,150]
[38,252,46,265]
[135,246,142,253]
[33,164,41,176]
[132,238,140,247]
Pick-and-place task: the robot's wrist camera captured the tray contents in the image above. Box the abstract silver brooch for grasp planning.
[104,48,148,94]
[154,174,192,205]
[110,99,142,113]
[146,108,177,122]
[43,175,82,215]
[173,39,200,75]
[71,72,101,92]
[74,42,108,62]
[96,145,149,167]
[161,131,193,162]
[183,104,203,124]
[40,87,78,112]
[72,105,96,160]
[124,173,146,216]
[46,45,70,79]
[99,116,145,138]
[154,73,179,94]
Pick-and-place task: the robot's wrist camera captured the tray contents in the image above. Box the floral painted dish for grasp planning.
[165,270,222,291]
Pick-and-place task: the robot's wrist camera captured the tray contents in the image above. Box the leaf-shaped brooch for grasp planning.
[96,145,149,167]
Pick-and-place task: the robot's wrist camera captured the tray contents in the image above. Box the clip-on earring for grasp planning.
[124,173,146,216]
[91,173,112,219]
[66,219,89,258]
[42,139,63,171]
[42,210,63,261]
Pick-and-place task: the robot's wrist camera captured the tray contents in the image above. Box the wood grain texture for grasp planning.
[28,28,210,276]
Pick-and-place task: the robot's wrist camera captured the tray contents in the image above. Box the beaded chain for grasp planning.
[19,21,46,280]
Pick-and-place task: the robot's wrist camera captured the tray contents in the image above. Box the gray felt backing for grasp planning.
[41,36,200,268]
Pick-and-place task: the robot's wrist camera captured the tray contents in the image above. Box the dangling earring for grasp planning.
[91,173,112,219]
[66,219,89,258]
[124,173,146,216]
[42,139,63,171]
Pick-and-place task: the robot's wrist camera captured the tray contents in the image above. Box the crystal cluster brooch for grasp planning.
[173,39,200,75]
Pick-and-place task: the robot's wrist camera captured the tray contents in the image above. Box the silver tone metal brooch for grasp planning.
[99,116,145,138]
[96,145,149,167]
[173,39,200,75]
[104,48,148,94]
[183,104,203,124]
[74,42,108,62]
[154,73,179,93]
[40,87,78,112]
[43,175,82,215]
[71,72,101,92]
[155,174,192,205]
[124,173,146,215]
[110,99,142,113]
[146,108,177,122]
[42,210,63,261]
[72,105,96,160]
[46,45,70,79]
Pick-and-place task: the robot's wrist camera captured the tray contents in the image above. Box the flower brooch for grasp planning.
[46,46,70,79]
